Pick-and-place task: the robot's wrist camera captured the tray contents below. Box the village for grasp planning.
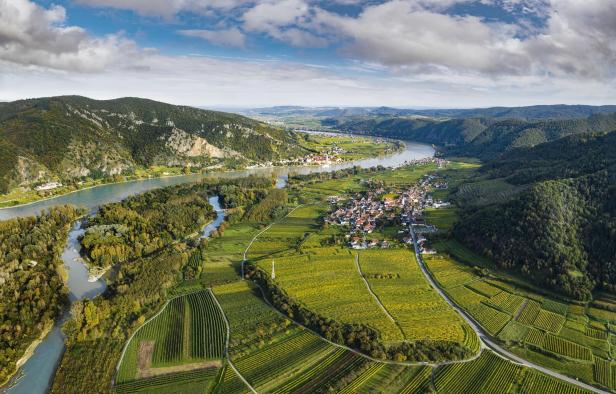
[325,163,450,252]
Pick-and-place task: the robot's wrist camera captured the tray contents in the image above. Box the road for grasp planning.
[408,225,608,394]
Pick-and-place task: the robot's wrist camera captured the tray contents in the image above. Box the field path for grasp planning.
[241,205,305,278]
[240,205,483,368]
[210,288,258,394]
[408,225,608,394]
[354,253,405,337]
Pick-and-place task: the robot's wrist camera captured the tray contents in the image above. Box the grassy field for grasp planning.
[116,290,226,384]
[200,223,261,286]
[424,207,458,232]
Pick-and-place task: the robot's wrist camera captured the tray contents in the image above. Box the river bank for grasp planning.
[1,139,433,394]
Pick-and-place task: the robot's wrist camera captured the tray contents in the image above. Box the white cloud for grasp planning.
[1,0,616,108]
[0,0,137,72]
[242,0,327,47]
[73,0,251,19]
[180,28,246,48]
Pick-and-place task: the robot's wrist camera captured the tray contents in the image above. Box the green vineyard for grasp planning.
[434,351,522,394]
[114,368,220,394]
[116,290,226,384]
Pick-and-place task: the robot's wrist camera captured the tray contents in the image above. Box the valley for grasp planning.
[0,103,614,394]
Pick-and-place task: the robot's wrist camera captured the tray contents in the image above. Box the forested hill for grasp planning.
[328,113,616,160]
[251,104,616,120]
[453,131,616,300]
[0,96,308,193]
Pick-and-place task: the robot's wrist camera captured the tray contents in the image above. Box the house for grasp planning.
[35,181,62,191]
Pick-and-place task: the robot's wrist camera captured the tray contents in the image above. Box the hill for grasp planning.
[0,96,307,193]
[329,113,616,160]
[453,131,616,300]
[248,104,616,121]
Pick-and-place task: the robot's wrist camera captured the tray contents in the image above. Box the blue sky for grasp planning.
[1,0,615,107]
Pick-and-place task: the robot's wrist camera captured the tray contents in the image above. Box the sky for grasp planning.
[0,0,615,108]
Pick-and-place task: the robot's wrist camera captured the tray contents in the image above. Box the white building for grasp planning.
[35,182,62,191]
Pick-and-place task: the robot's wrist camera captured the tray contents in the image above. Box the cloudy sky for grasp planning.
[1,0,615,108]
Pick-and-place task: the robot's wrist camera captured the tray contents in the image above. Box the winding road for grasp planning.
[408,225,607,394]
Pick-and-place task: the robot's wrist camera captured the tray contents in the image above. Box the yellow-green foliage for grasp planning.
[423,255,475,288]
[248,205,323,258]
[517,300,542,325]
[487,291,525,315]
[424,207,458,231]
[543,334,593,361]
[449,285,488,309]
[260,251,404,342]
[524,328,546,348]
[469,303,511,336]
[521,370,594,394]
[592,357,611,388]
[358,249,472,345]
[434,350,523,394]
[467,280,501,298]
[532,309,566,333]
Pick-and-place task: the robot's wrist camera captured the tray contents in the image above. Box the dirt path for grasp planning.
[354,254,405,337]
[136,339,220,379]
[136,341,154,379]
[241,205,304,278]
[210,289,258,394]
[514,299,528,321]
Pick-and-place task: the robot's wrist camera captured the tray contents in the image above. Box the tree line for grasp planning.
[0,205,83,386]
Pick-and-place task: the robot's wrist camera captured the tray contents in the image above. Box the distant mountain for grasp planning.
[454,131,616,300]
[247,104,616,121]
[330,113,616,159]
[0,96,307,193]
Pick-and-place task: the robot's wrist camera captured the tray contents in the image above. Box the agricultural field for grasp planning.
[423,250,615,391]
[297,133,402,162]
[357,249,476,348]
[201,223,262,286]
[424,207,458,232]
[258,250,405,342]
[114,368,221,394]
[212,279,416,393]
[247,205,324,259]
[116,290,226,384]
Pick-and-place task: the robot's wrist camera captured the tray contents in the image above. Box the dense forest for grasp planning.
[80,186,215,267]
[0,205,82,385]
[0,96,308,193]
[454,132,616,300]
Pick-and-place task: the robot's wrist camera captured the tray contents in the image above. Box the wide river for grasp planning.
[2,139,433,394]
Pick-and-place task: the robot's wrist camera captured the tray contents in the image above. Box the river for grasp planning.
[1,139,433,394]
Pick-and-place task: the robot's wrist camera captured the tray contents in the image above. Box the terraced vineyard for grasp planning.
[521,371,594,394]
[116,290,226,384]
[435,351,523,393]
[423,248,615,391]
[212,280,386,393]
